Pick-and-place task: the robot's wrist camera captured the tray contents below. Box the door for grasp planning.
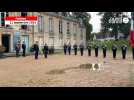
[13,32,20,52]
[2,34,10,52]
[21,36,29,52]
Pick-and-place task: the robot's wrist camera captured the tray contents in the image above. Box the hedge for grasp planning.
[87,39,131,51]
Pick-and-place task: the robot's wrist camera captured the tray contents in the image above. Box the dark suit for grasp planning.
[87,46,91,56]
[95,45,99,57]
[44,45,49,58]
[63,44,67,55]
[68,44,71,55]
[121,45,127,59]
[102,46,107,58]
[33,44,39,59]
[22,43,26,57]
[112,45,117,59]
[73,44,78,55]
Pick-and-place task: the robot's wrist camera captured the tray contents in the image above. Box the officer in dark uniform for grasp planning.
[15,41,21,57]
[132,46,134,60]
[79,43,84,56]
[43,43,49,58]
[68,43,71,55]
[121,44,127,59]
[87,45,92,56]
[33,41,39,60]
[73,43,78,55]
[102,44,107,58]
[63,43,67,55]
[22,41,26,57]
[94,44,99,57]
[112,44,117,59]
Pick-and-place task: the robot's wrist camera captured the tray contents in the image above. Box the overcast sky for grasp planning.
[88,12,131,33]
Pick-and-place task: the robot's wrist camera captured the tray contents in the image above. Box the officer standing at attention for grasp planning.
[63,43,67,55]
[15,41,21,57]
[44,43,49,58]
[112,44,117,59]
[22,41,26,57]
[33,41,39,60]
[102,44,107,58]
[73,43,78,55]
[87,44,92,56]
[94,44,99,57]
[68,42,71,55]
[79,43,84,56]
[121,44,127,59]
[132,46,134,60]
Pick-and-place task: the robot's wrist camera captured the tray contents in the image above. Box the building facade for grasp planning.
[0,12,86,53]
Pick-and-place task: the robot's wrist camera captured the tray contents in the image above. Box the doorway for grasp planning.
[2,34,10,52]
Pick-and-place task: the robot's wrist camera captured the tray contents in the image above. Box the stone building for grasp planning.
[0,12,86,53]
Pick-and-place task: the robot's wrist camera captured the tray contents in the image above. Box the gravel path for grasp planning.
[0,51,134,87]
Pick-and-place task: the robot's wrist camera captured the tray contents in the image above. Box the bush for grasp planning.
[87,40,131,51]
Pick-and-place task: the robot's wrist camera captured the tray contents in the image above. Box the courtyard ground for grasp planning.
[0,50,134,87]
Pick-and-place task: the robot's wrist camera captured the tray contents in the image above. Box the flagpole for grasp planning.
[130,12,134,64]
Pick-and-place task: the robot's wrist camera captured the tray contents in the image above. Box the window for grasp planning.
[5,12,9,27]
[38,16,44,33]
[21,12,27,29]
[49,17,54,33]
[59,20,63,34]
[1,12,5,27]
[67,22,70,34]
[73,23,77,34]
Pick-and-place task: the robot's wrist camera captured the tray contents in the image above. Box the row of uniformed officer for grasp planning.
[87,44,128,59]
[63,43,84,56]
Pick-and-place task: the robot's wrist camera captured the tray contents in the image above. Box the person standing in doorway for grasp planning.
[22,41,26,57]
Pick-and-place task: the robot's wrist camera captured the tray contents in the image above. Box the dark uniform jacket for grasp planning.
[33,44,39,52]
[44,45,49,53]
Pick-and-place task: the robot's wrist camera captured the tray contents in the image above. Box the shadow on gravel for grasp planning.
[46,63,95,75]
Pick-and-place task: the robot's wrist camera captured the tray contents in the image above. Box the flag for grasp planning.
[129,12,134,47]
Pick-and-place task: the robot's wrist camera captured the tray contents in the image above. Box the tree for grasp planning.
[72,12,93,41]
[98,12,130,40]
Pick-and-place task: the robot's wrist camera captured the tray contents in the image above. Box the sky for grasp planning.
[88,12,101,33]
[88,12,131,33]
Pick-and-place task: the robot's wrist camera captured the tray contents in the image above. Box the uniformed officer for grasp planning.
[79,43,84,56]
[132,46,134,60]
[121,44,127,59]
[94,44,99,57]
[43,43,49,58]
[73,43,78,55]
[22,41,26,57]
[33,41,39,60]
[87,45,92,56]
[102,44,107,58]
[15,41,21,57]
[112,44,117,59]
[68,43,71,55]
[63,43,67,55]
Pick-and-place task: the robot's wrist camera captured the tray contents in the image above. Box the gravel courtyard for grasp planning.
[0,51,134,87]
